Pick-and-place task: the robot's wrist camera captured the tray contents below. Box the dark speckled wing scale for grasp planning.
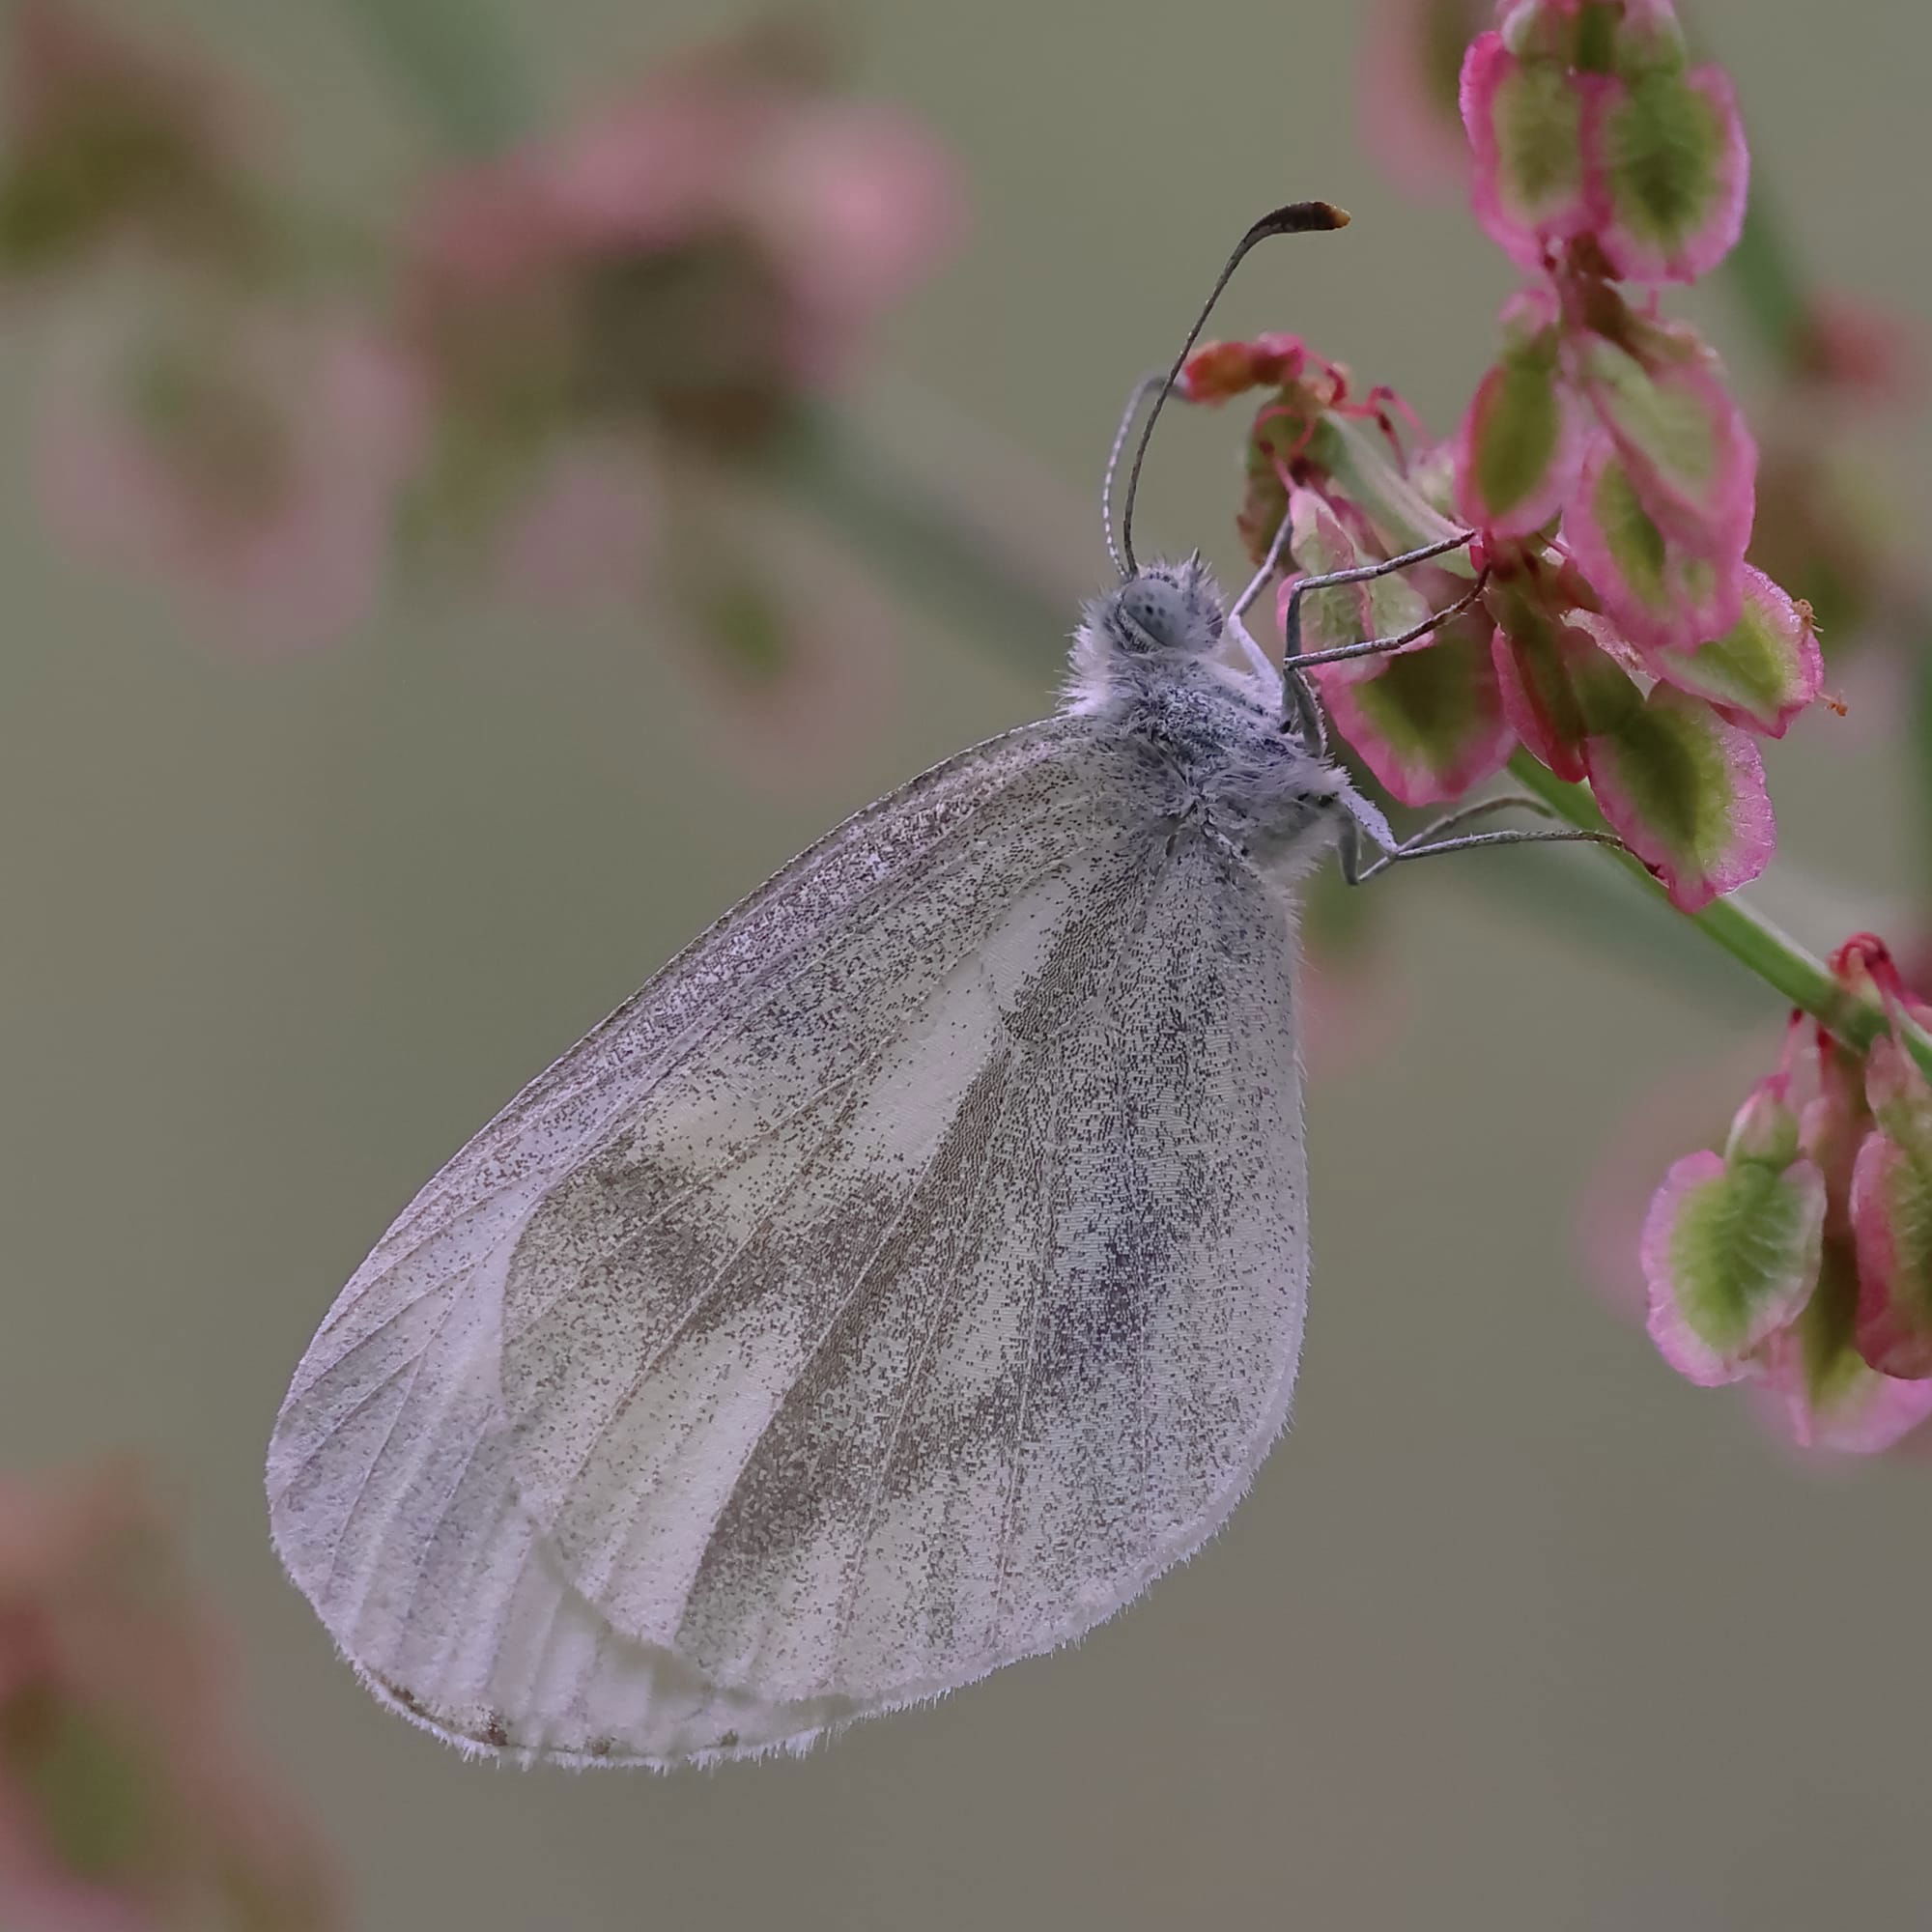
[267,711,1312,1766]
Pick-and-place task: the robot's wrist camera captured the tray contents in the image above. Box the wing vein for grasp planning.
[825,1036,1022,1669]
[684,1050,1014,1684]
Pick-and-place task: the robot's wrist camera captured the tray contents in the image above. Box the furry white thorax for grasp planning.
[1062,555,1391,884]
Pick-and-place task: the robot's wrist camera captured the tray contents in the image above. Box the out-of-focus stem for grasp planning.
[769,410,1074,675]
[1509,754,1932,1080]
[333,0,533,154]
[1720,189,1809,373]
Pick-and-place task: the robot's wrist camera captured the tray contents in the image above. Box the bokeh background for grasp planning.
[6,0,1931,1925]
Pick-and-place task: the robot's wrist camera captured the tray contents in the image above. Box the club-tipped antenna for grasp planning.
[1111,199,1350,579]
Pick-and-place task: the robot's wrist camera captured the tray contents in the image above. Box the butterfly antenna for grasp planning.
[1102,372,1171,579]
[1113,200,1350,579]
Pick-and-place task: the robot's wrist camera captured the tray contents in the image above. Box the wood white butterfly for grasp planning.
[267,205,1597,1767]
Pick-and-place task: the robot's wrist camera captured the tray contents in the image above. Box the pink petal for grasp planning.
[1453,341,1588,537]
[2,0,253,270]
[1313,620,1516,807]
[1490,615,1603,782]
[1562,431,1746,654]
[1639,1148,1825,1386]
[1460,34,1597,274]
[1643,566,1824,738]
[1179,333,1308,404]
[1583,683,1775,912]
[1575,323,1756,557]
[1577,1030,1788,1323]
[1850,1132,1932,1378]
[1757,1243,1932,1454]
[0,1463,339,1926]
[1639,1150,1732,1383]
[1277,486,1383,679]
[536,77,778,251]
[1590,65,1749,285]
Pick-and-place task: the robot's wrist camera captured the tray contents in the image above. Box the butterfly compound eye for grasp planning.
[1111,575,1208,655]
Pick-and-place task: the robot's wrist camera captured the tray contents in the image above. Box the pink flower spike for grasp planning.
[1312,617,1516,807]
[1591,64,1748,284]
[1460,32,1596,274]
[1640,1126,1825,1387]
[1563,431,1745,653]
[1584,683,1775,912]
[1643,567,1823,738]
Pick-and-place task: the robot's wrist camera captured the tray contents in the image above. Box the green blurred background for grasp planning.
[6,0,1931,1924]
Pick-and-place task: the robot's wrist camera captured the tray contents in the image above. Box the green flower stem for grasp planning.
[333,0,534,154]
[1508,753,1932,1080]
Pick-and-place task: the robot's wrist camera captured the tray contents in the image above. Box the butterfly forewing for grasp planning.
[270,644,1321,1762]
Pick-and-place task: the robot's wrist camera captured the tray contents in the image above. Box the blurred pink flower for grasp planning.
[0,1461,338,1929]
[396,31,959,738]
[1790,297,1923,411]
[1358,0,1489,198]
[1749,297,1925,647]
[0,0,256,276]
[39,303,424,652]
[406,37,961,464]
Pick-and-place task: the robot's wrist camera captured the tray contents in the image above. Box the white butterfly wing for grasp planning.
[269,715,1311,1765]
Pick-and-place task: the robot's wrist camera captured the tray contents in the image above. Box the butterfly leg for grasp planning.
[1288,563,1492,675]
[1226,505,1302,716]
[1338,793,1621,886]
[1273,529,1482,751]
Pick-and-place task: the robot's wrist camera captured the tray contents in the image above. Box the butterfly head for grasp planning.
[1092,555,1226,660]
[1065,554,1246,717]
